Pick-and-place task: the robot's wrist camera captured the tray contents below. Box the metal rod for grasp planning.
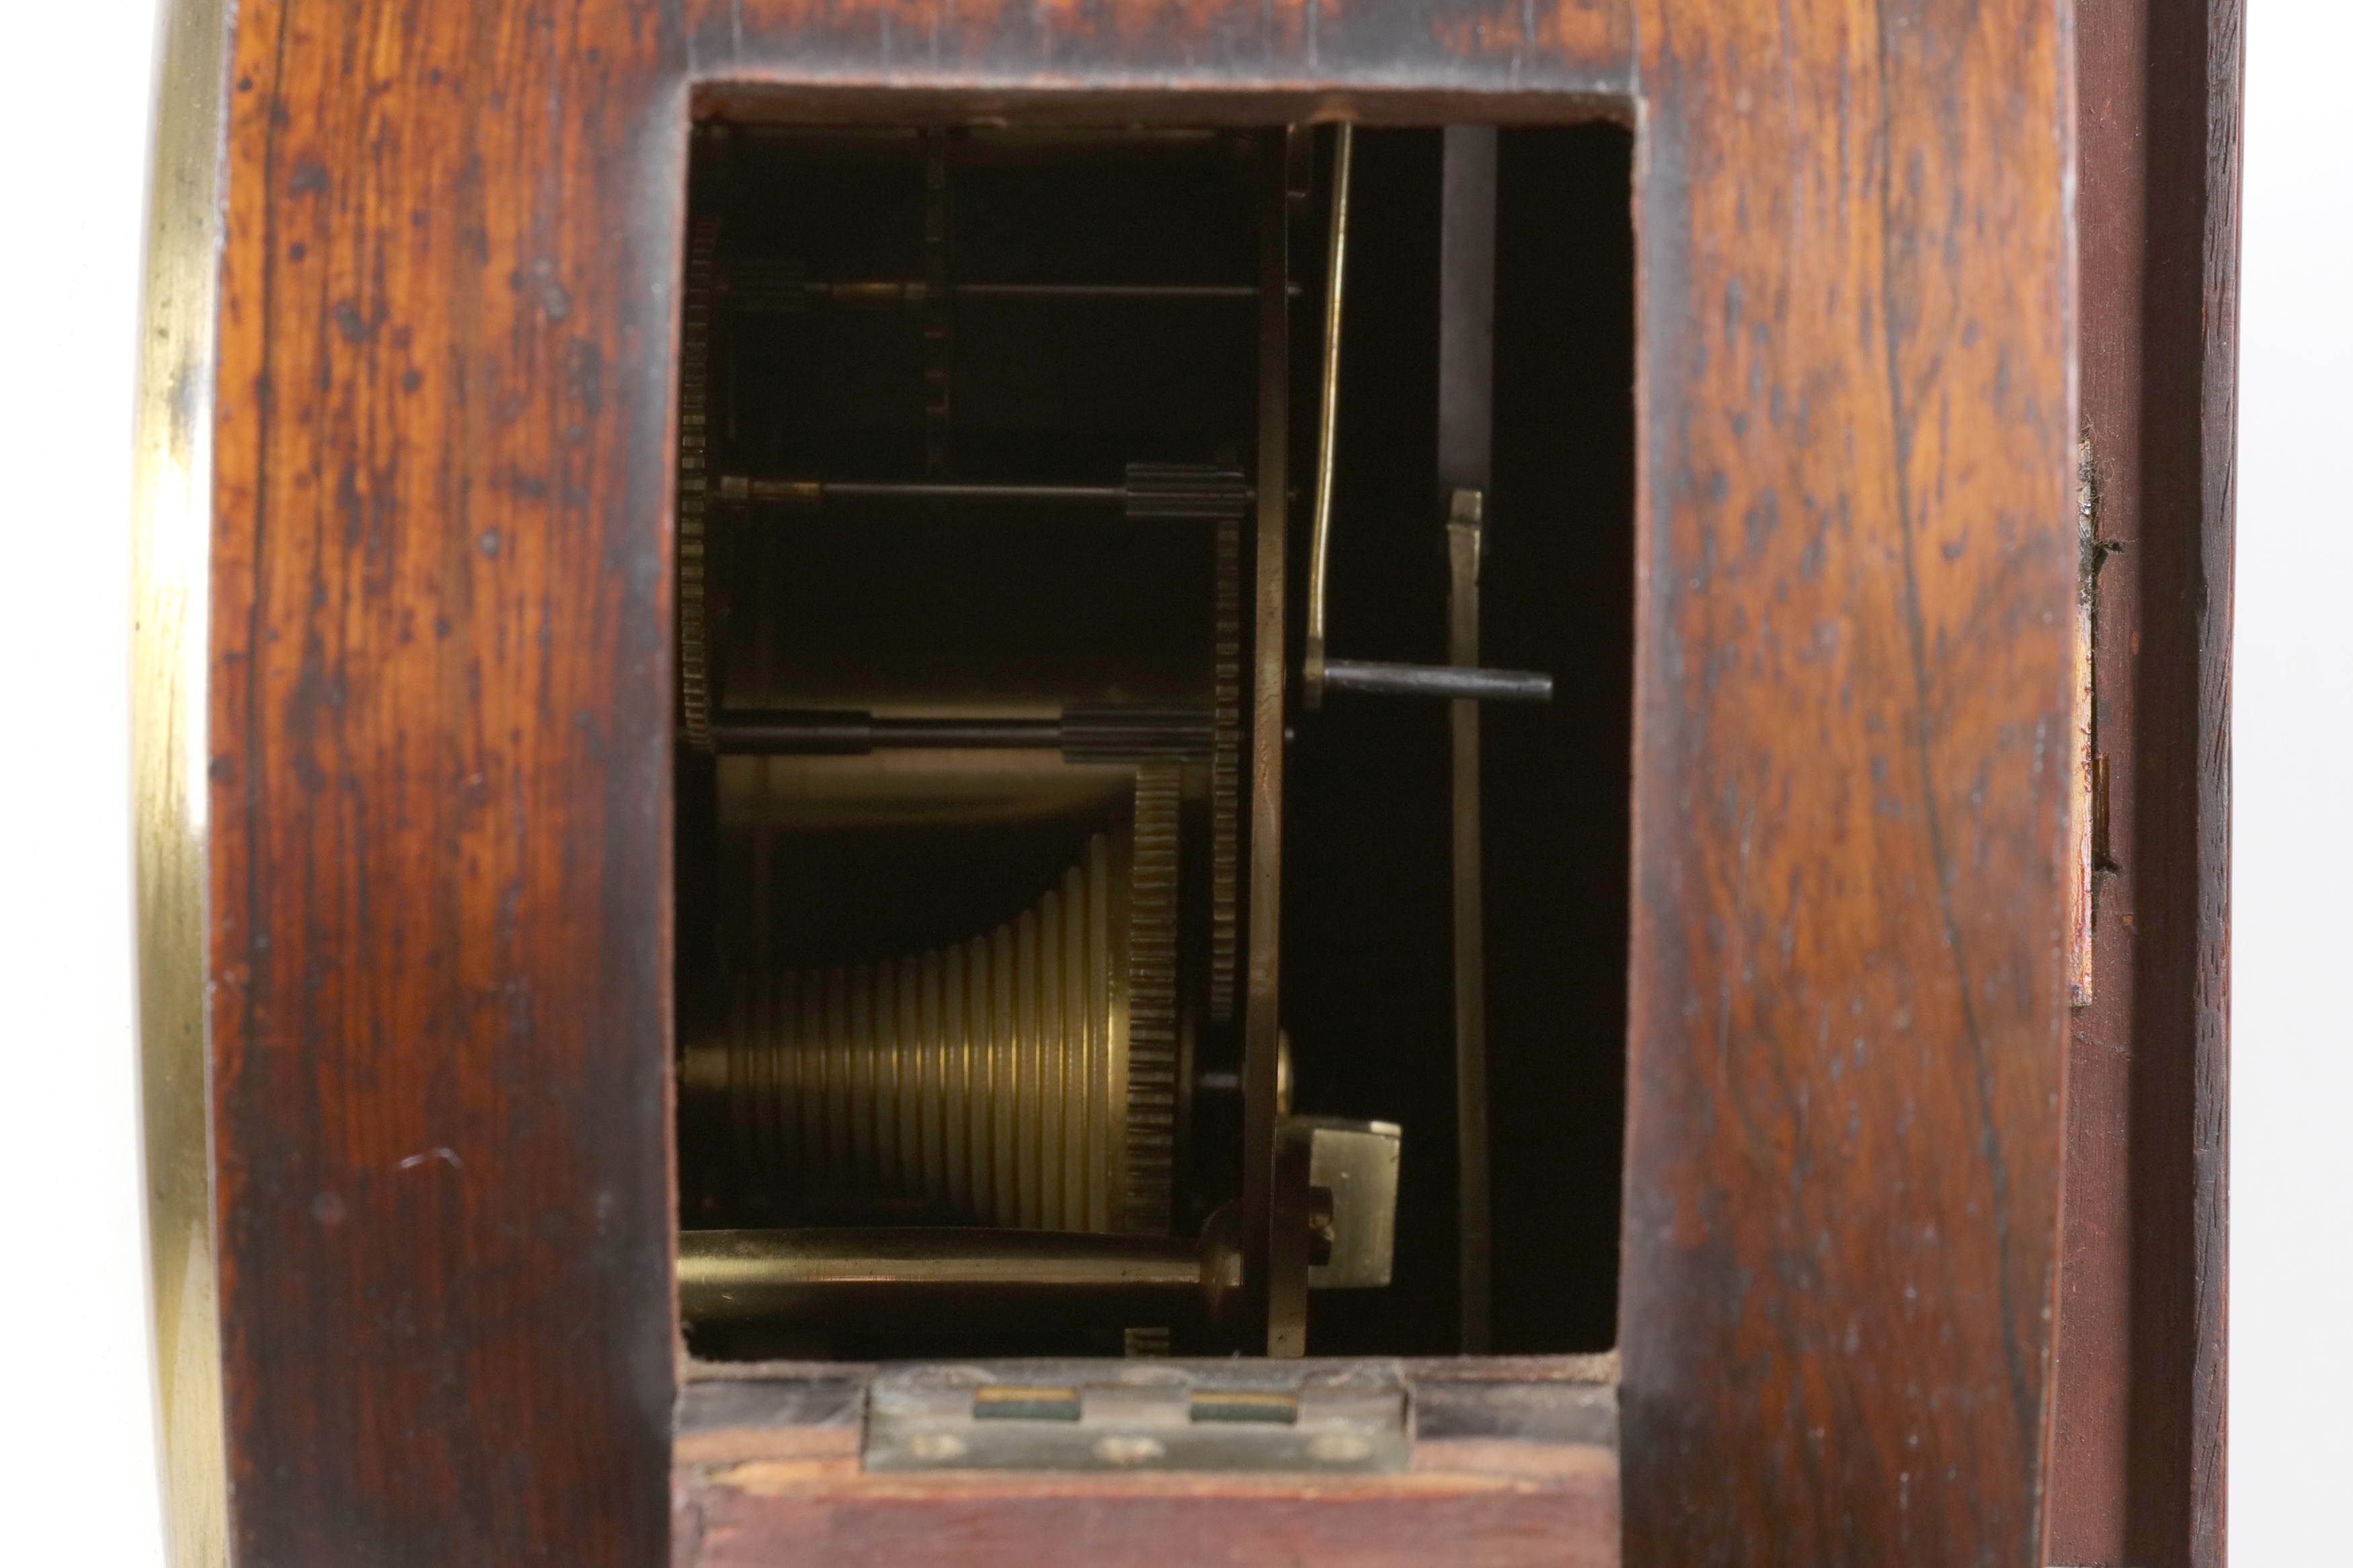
[717,475,1128,507]
[1447,513,1494,1358]
[679,1226,1238,1333]
[827,478,1127,505]
[713,712,1062,755]
[727,278,1302,309]
[1301,124,1355,711]
[1439,124,1500,1357]
[1320,659,1550,703]
[959,282,1275,300]
[1437,128,1499,501]
[716,466,1252,517]
[711,708,1215,757]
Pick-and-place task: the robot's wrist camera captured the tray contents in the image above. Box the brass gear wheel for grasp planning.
[676,215,720,753]
[1208,514,1243,1028]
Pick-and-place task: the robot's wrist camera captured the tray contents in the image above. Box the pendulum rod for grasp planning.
[1439,124,1499,1356]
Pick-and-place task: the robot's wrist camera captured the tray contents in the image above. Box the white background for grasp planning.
[0,3,2344,1562]
[2223,2,2353,1559]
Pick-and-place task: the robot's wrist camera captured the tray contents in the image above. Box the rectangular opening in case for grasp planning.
[670,119,1633,1362]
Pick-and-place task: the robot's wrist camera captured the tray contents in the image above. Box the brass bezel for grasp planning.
[132,1,230,1562]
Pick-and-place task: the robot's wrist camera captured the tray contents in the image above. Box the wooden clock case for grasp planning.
[129,0,2236,1563]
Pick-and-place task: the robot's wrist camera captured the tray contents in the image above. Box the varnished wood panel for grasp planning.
[696,0,1632,104]
[2050,1,2237,1564]
[1620,4,2075,1566]
[681,1467,1620,1567]
[207,5,686,1565]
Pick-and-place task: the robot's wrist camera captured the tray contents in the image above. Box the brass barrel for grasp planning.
[684,764,1180,1235]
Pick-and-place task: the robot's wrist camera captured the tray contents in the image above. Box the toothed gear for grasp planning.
[676,216,720,753]
[1208,513,1243,1027]
[1122,760,1183,1235]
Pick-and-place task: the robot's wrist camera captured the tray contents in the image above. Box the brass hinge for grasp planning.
[865,1360,1409,1474]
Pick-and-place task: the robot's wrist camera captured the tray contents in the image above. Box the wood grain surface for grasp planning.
[207,6,686,1565]
[696,0,1631,104]
[2050,3,2238,1564]
[1621,3,2076,1565]
[681,1465,1620,1568]
[196,1,2080,1563]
